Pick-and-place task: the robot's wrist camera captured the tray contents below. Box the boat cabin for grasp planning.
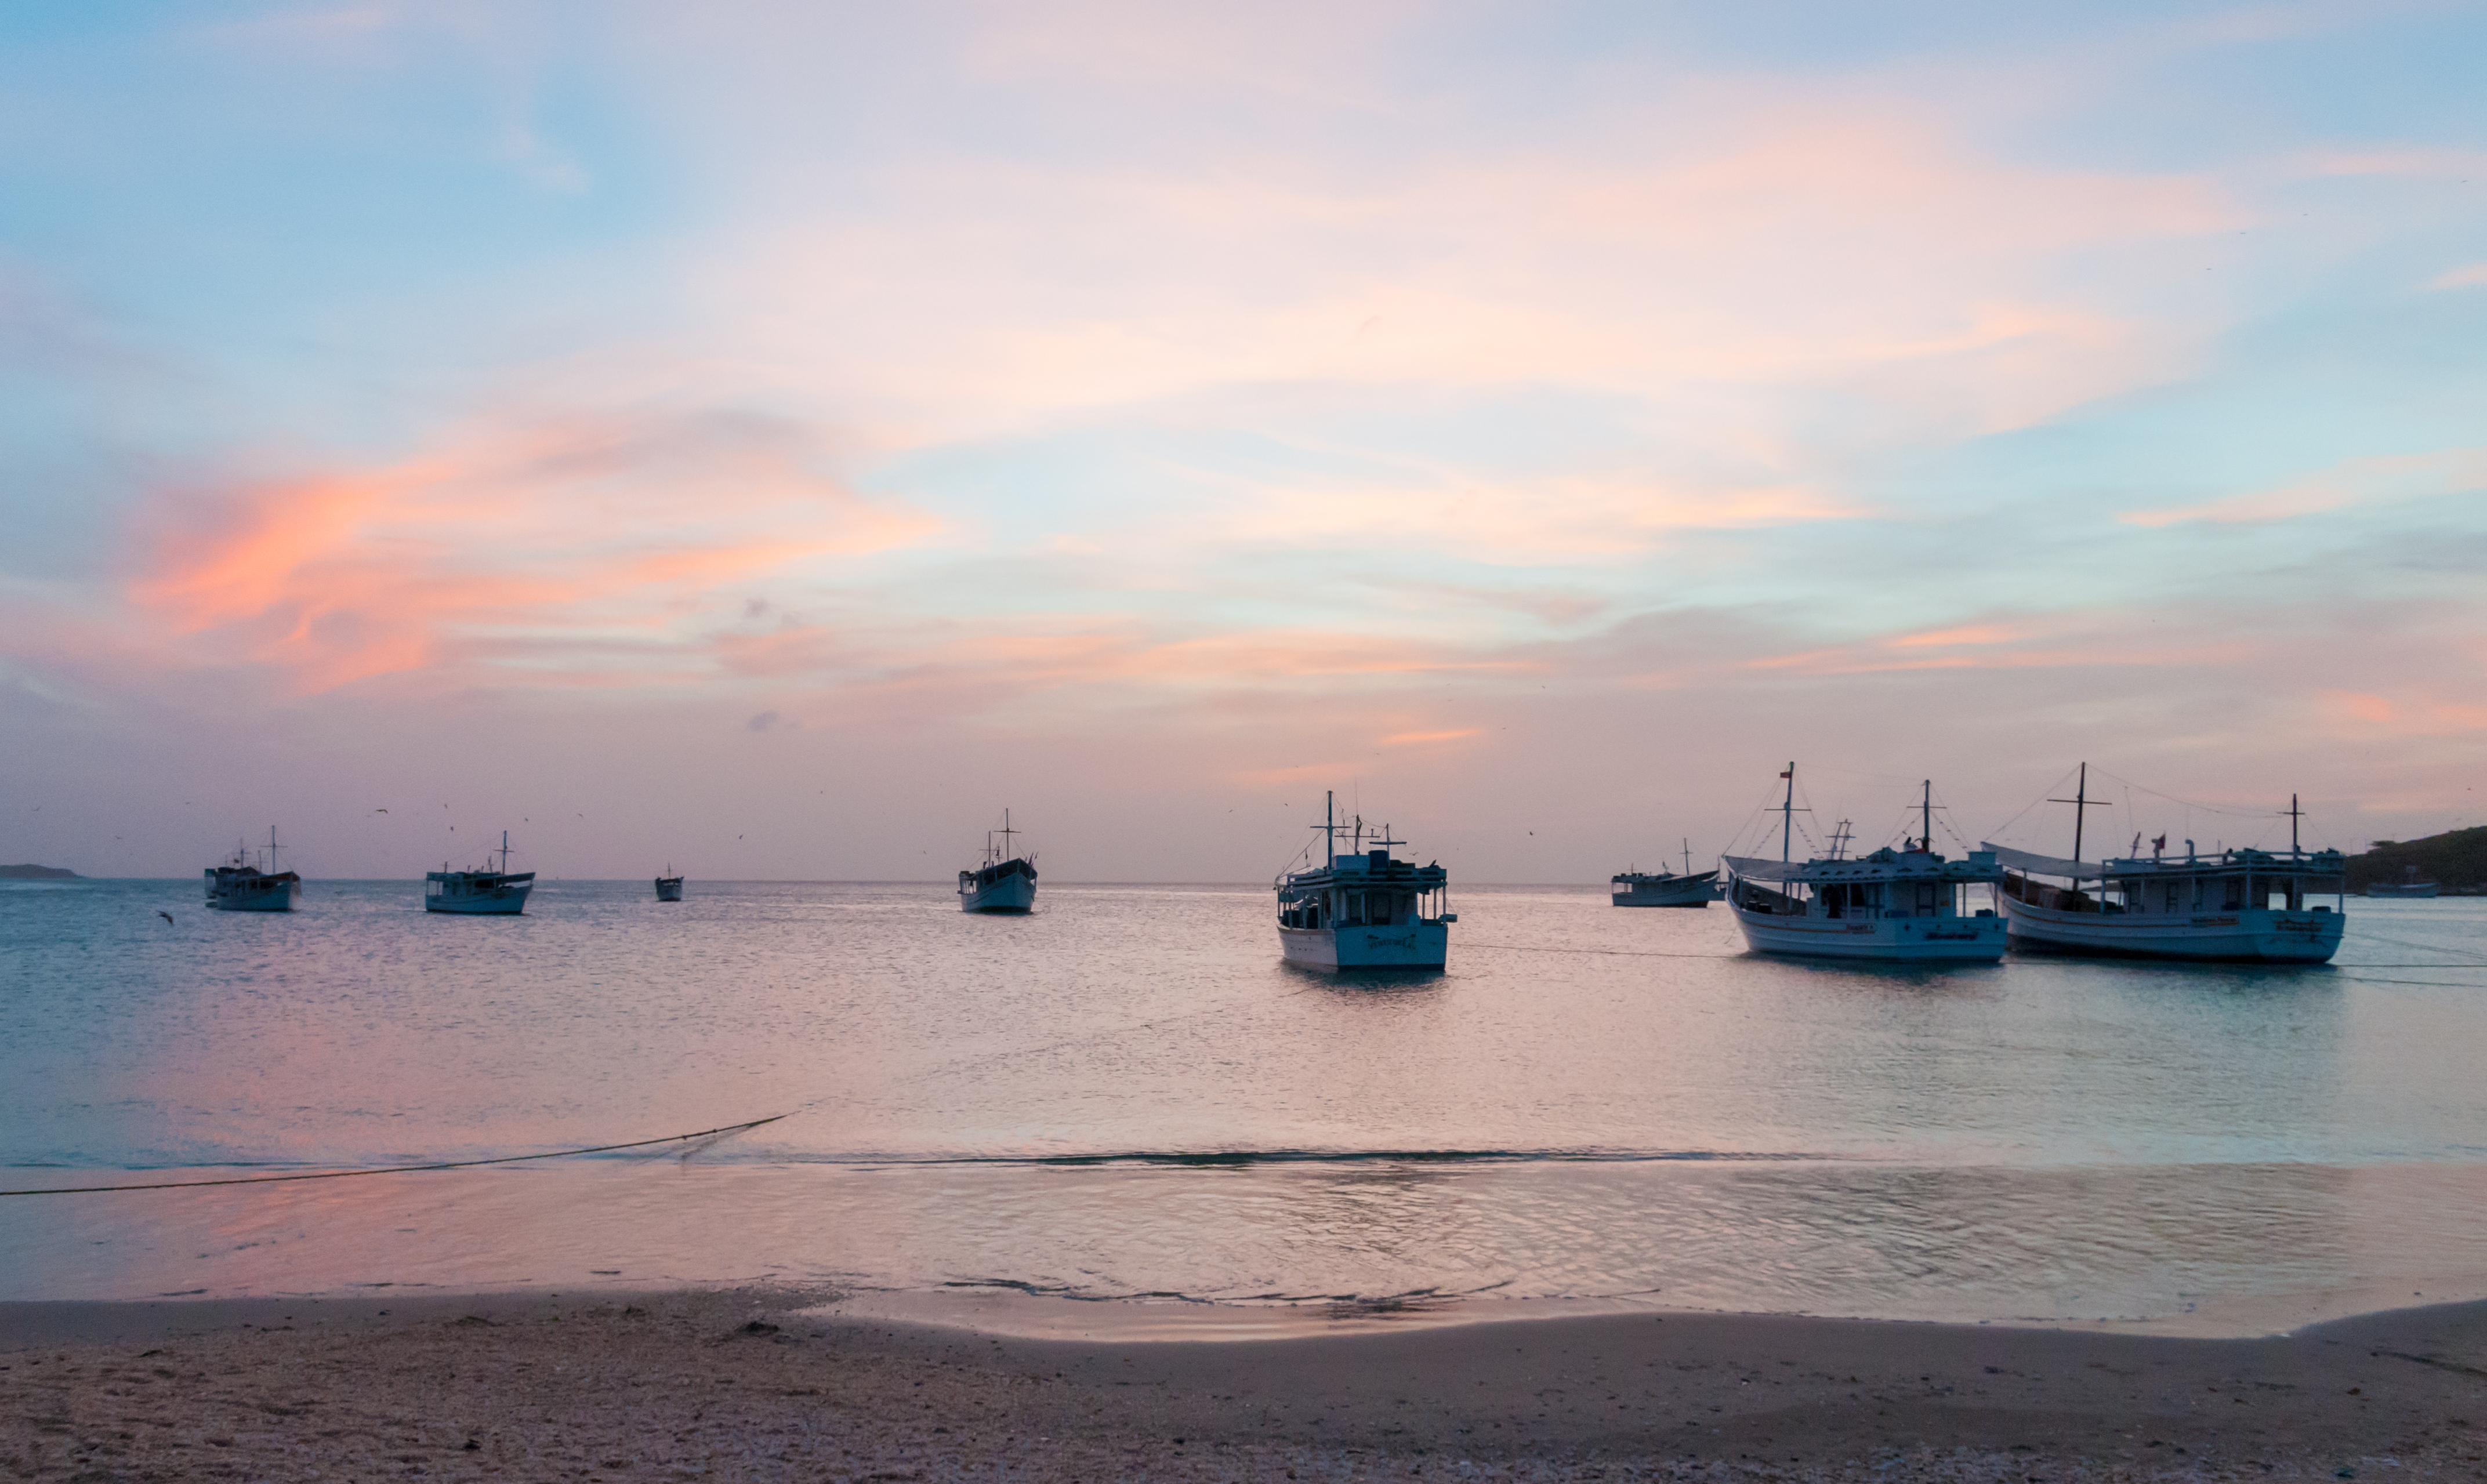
[1992,846,2346,916]
[1277,848,1451,930]
[1726,846,2001,920]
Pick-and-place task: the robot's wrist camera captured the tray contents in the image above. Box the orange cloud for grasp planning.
[1380,728,1481,746]
[2329,691,2395,723]
[2120,447,2487,528]
[132,413,938,691]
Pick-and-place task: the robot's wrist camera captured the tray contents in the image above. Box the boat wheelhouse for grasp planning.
[1275,792,1453,970]
[425,830,535,916]
[1612,839,1719,907]
[204,826,301,912]
[1984,770,2345,962]
[1723,768,2006,962]
[959,810,1037,913]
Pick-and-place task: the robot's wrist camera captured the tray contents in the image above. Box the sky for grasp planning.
[2,1,2484,882]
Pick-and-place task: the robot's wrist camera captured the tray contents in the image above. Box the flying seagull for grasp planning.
[157,910,174,925]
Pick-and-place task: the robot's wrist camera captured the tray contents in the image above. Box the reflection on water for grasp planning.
[3,880,2485,1319]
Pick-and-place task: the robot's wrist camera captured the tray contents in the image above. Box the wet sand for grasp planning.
[6,1289,2486,1481]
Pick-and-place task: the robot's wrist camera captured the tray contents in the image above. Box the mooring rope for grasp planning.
[0,1115,786,1198]
[1462,941,1742,959]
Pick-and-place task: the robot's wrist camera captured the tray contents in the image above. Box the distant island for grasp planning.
[0,863,81,879]
[2347,825,2486,894]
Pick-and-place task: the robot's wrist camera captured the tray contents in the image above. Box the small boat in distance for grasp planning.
[2366,866,2440,899]
[425,830,535,916]
[655,865,684,902]
[1988,770,2346,961]
[1724,767,2006,962]
[1612,837,1719,907]
[204,826,301,912]
[959,810,1037,913]
[1275,791,1453,970]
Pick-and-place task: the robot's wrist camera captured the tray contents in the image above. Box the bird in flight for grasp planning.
[374,808,388,814]
[156,910,174,925]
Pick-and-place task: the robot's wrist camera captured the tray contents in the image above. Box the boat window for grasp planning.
[2222,876,2243,910]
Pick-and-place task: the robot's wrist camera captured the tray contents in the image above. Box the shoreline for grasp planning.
[8,1287,2486,1480]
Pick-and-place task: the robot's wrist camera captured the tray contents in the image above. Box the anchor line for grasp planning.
[1462,941,1742,960]
[0,1115,787,1198]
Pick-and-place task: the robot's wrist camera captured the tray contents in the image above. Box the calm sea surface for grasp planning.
[5,879,2486,1329]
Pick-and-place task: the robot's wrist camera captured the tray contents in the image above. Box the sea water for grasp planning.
[4,879,2485,1331]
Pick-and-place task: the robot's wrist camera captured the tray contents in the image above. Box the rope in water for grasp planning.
[0,1115,786,1198]
[1462,941,1742,959]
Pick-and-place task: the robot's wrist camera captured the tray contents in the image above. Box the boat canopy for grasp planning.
[1723,848,1997,885]
[1984,844,2104,880]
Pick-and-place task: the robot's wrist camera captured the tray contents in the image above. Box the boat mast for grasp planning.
[1921,780,1932,852]
[499,829,510,875]
[2049,763,2109,871]
[1780,763,1796,864]
[1682,837,1692,877]
[2286,793,2304,857]
[268,825,280,875]
[998,809,1019,863]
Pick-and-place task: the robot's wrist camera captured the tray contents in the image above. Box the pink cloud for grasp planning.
[130,413,938,692]
[2120,447,2487,528]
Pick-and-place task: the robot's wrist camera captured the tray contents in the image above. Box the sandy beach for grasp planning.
[8,1290,2485,1482]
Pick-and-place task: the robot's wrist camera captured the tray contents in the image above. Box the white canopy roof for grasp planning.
[1984,844,2102,879]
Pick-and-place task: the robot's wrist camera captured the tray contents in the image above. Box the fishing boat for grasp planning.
[425,830,535,916]
[1274,791,1454,970]
[1986,767,2345,961]
[1612,838,1719,907]
[1723,767,2006,962]
[654,866,684,902]
[2366,867,2440,899]
[958,810,1037,913]
[204,826,302,912]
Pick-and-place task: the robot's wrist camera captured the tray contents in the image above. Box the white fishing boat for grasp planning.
[425,830,535,916]
[1986,768,2345,962]
[1612,838,1719,907]
[2365,867,2440,899]
[204,826,302,912]
[1724,767,2006,962]
[958,810,1037,913]
[1274,792,1453,970]
[654,866,684,902]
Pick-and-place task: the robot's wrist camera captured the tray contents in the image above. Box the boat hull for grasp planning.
[2365,883,2439,899]
[204,876,300,912]
[1278,921,1448,970]
[1999,895,2342,962]
[655,878,684,902]
[960,874,1035,913]
[1611,873,1719,908]
[425,883,532,915]
[1730,904,2006,962]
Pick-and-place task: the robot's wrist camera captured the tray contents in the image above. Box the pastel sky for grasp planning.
[3,2,2484,881]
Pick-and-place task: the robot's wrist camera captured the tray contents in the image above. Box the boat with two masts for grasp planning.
[204,826,302,912]
[1985,766,2345,961]
[1724,767,2006,961]
[958,810,1038,913]
[425,830,535,916]
[1612,838,1719,907]
[1274,792,1454,970]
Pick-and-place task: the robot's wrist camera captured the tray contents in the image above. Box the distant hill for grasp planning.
[0,863,81,879]
[2346,826,2487,894]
